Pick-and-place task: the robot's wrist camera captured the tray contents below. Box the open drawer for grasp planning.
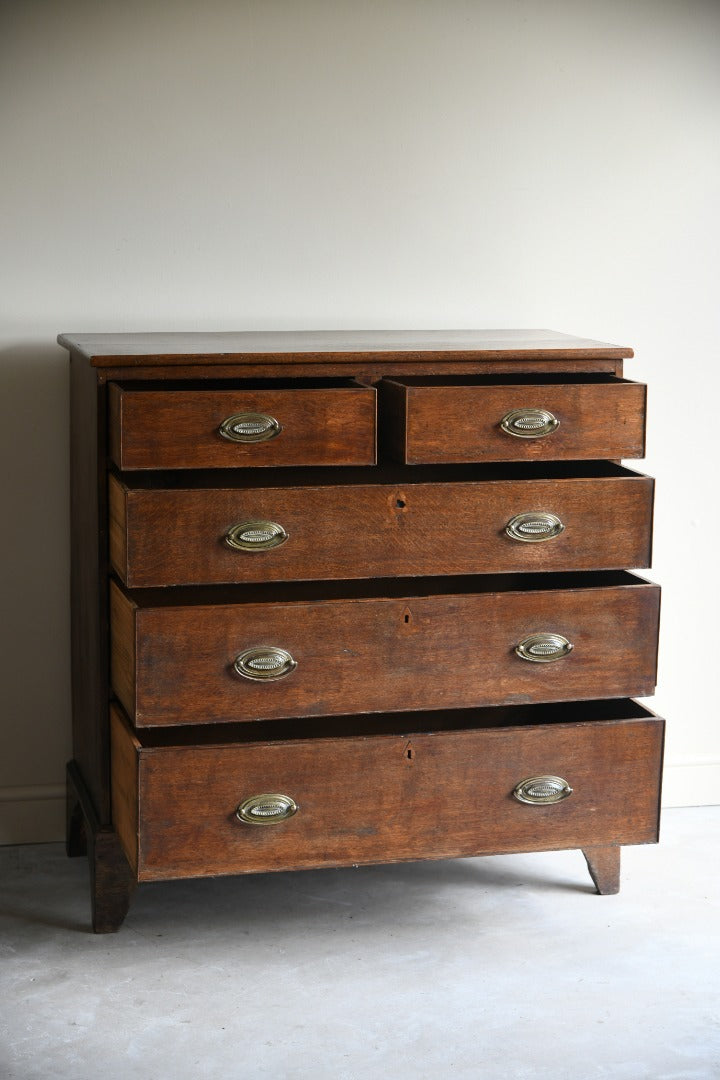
[108,462,654,587]
[109,378,377,469]
[379,374,646,463]
[111,699,664,882]
[110,571,660,727]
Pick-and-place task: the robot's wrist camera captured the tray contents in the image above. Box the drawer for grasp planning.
[109,463,654,587]
[110,699,664,881]
[110,572,660,726]
[379,374,646,463]
[108,379,377,469]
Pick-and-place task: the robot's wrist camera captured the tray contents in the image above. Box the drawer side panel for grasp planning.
[110,709,140,876]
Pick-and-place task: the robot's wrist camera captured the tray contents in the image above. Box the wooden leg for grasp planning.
[582,845,621,895]
[88,829,137,934]
[66,765,87,857]
[67,760,136,933]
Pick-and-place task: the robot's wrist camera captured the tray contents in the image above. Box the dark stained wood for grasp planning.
[126,698,660,747]
[108,474,127,578]
[381,376,647,463]
[109,705,663,882]
[58,329,634,367]
[110,708,140,876]
[96,358,625,382]
[109,583,136,722]
[60,329,660,923]
[109,576,660,726]
[582,845,621,894]
[67,761,136,932]
[90,829,137,933]
[109,382,377,469]
[109,468,654,587]
[66,771,87,858]
[70,352,111,821]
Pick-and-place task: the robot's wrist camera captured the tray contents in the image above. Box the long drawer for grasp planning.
[110,700,664,882]
[110,572,660,726]
[380,374,646,463]
[109,379,377,469]
[109,464,654,587]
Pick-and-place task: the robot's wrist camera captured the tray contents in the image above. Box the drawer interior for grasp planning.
[113,459,646,488]
[117,568,654,608]
[380,373,639,387]
[127,697,659,749]
[111,376,373,391]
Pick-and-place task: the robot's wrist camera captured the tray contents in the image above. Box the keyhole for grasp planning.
[404,613,410,623]
[405,742,414,761]
[396,498,406,508]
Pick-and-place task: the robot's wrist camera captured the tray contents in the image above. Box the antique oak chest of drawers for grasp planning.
[60,330,663,932]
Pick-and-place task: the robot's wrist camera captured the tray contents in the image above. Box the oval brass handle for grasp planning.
[219,412,282,444]
[225,520,288,552]
[234,646,297,681]
[500,408,559,439]
[516,633,573,663]
[505,512,564,542]
[236,793,298,825]
[513,776,573,805]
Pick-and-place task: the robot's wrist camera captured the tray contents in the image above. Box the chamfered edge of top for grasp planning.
[57,329,634,366]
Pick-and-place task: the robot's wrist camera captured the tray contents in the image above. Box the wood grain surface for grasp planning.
[110,577,660,726]
[95,358,624,382]
[109,468,654,587]
[381,376,646,463]
[109,704,663,881]
[109,382,376,469]
[61,330,660,922]
[58,329,634,367]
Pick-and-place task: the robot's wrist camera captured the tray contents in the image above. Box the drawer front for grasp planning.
[381,378,646,463]
[111,579,660,726]
[109,383,377,469]
[109,472,654,587]
[110,705,664,881]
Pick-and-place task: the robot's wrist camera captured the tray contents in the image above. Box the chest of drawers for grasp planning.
[61,330,663,932]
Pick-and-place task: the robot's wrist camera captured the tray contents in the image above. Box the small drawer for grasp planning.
[379,374,646,463]
[110,572,660,727]
[108,462,654,587]
[109,379,377,469]
[110,700,664,882]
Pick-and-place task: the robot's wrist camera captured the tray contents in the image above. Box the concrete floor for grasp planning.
[1,807,718,1080]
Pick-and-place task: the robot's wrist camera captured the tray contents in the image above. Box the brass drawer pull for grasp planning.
[500,408,559,439]
[505,511,564,542]
[234,646,297,681]
[513,776,573,805]
[219,412,282,444]
[236,793,298,825]
[516,633,573,663]
[225,520,288,552]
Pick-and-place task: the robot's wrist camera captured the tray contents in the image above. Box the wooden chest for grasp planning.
[61,330,663,931]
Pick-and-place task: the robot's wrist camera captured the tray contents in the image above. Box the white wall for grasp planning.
[2,0,719,842]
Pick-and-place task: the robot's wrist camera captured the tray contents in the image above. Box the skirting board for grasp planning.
[0,766,717,845]
[0,785,65,845]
